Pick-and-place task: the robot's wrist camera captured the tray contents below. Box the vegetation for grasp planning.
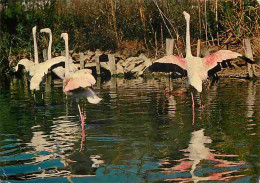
[0,0,259,78]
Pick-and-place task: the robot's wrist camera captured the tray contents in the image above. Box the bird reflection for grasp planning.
[247,81,256,120]
[159,129,245,182]
[26,100,104,180]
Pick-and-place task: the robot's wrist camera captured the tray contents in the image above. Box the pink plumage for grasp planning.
[63,70,96,92]
[154,55,187,70]
[203,50,241,71]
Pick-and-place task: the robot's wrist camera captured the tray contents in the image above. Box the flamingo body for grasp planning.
[63,69,96,92]
[186,58,207,92]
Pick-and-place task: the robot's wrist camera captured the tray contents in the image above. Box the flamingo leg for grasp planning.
[33,91,37,105]
[80,127,85,152]
[78,103,85,152]
[191,92,195,125]
[77,104,85,130]
[42,92,45,106]
[163,86,167,96]
[200,94,204,112]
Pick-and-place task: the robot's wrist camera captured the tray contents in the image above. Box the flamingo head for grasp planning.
[61,33,68,40]
[32,26,37,34]
[183,11,190,21]
[40,28,51,34]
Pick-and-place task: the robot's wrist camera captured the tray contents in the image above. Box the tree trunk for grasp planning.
[109,0,119,46]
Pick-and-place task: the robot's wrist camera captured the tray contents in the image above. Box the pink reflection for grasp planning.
[80,125,85,152]
[160,129,245,182]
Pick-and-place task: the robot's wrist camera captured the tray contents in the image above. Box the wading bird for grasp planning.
[61,33,101,129]
[15,26,38,75]
[150,11,253,93]
[40,28,77,79]
[149,11,254,120]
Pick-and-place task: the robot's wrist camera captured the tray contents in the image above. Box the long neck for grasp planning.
[33,30,39,64]
[65,38,70,78]
[185,17,192,58]
[47,32,52,60]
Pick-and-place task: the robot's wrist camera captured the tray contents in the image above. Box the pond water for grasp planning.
[0,76,259,182]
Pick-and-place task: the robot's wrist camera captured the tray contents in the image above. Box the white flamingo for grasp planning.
[61,33,101,129]
[40,28,77,80]
[15,26,38,74]
[150,11,254,93]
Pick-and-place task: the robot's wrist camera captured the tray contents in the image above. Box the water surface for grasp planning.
[0,77,259,182]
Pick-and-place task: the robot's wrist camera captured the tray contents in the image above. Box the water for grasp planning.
[0,77,259,182]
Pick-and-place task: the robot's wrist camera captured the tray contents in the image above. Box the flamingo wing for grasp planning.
[15,59,35,72]
[203,50,254,72]
[149,55,187,75]
[50,57,78,79]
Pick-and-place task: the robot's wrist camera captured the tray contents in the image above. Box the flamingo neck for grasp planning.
[64,37,70,78]
[185,17,192,58]
[33,29,39,64]
[48,31,52,60]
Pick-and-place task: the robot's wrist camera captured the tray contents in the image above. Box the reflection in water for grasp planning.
[26,101,104,180]
[160,129,246,182]
[247,81,257,136]
[0,77,259,182]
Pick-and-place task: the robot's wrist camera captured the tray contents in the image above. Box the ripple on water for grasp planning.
[0,78,259,182]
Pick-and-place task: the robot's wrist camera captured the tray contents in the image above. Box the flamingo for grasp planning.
[61,33,101,129]
[15,26,38,74]
[150,11,254,93]
[40,28,78,80]
[149,11,254,120]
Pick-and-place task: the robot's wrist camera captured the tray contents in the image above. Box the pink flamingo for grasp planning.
[61,33,101,130]
[150,11,254,120]
[151,11,253,93]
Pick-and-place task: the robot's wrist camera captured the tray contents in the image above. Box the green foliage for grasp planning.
[0,0,259,70]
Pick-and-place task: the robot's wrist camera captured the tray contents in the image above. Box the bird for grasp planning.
[13,26,42,103]
[40,28,78,80]
[149,11,254,120]
[29,28,78,92]
[149,11,254,93]
[14,26,38,75]
[61,33,101,129]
